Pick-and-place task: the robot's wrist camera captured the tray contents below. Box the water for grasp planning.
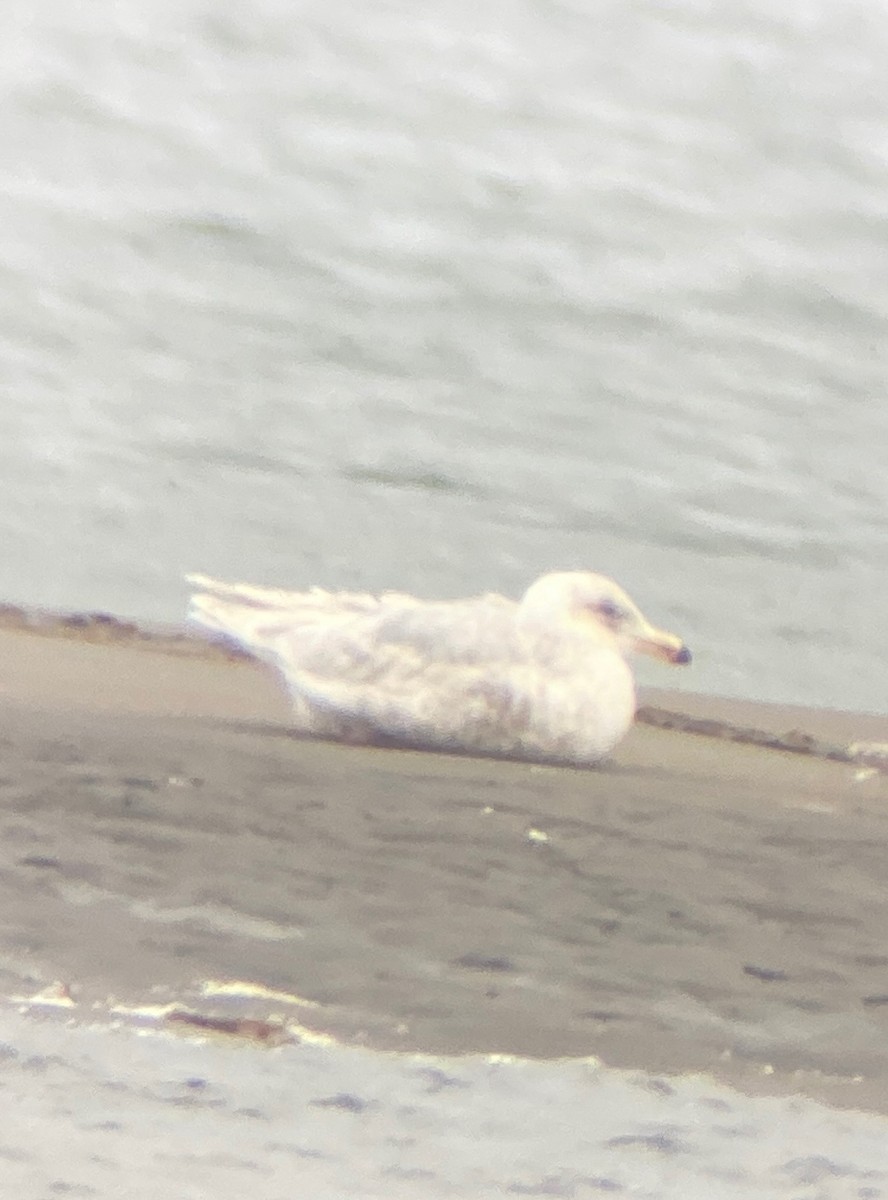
[1,0,887,712]
[5,1006,888,1200]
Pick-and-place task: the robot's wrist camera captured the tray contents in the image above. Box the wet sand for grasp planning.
[1,616,888,1121]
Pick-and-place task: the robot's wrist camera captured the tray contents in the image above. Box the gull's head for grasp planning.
[519,572,691,666]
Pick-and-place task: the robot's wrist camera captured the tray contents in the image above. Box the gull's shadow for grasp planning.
[195,715,632,773]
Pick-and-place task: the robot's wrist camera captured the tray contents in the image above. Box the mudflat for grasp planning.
[1,620,887,1112]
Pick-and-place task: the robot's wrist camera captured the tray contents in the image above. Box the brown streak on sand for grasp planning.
[635,706,886,772]
[0,603,250,661]
[166,1010,295,1045]
[1,611,888,1112]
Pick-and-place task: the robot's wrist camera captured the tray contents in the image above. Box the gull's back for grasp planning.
[187,574,520,679]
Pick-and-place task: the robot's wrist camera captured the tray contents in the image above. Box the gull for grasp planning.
[187,571,691,766]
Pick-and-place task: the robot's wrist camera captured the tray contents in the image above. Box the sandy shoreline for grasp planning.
[1,612,888,1115]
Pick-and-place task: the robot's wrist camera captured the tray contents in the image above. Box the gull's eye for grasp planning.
[594,598,624,622]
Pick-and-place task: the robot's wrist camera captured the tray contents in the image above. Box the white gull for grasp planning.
[186,571,691,766]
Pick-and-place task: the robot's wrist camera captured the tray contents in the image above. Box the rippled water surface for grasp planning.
[5,1008,888,1200]
[1,0,886,711]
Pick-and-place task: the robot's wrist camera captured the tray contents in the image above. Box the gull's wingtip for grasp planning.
[186,572,223,590]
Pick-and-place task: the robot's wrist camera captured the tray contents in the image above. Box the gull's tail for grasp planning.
[186,573,315,611]
[186,573,378,663]
[186,573,311,657]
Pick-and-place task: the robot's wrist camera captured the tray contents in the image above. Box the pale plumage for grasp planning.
[186,571,691,766]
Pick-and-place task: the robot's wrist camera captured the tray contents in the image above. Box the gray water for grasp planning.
[0,0,886,712]
[5,1004,888,1200]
